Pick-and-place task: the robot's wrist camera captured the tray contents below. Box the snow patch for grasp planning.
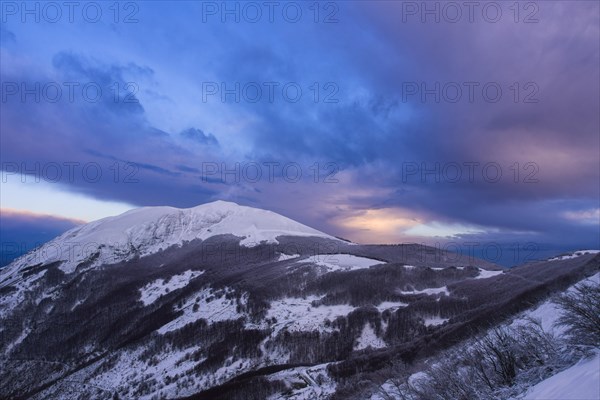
[376,301,409,312]
[423,316,449,327]
[278,253,300,261]
[355,323,386,350]
[139,270,204,306]
[474,268,504,280]
[398,286,450,296]
[297,254,382,273]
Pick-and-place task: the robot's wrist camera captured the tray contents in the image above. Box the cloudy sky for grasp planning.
[1,1,599,265]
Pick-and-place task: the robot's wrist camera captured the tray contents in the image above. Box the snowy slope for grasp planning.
[519,352,600,400]
[510,272,600,399]
[1,200,339,275]
[510,272,600,333]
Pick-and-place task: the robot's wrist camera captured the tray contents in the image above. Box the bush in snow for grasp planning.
[374,320,566,400]
[555,281,600,347]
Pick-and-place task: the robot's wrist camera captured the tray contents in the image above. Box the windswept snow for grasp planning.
[278,253,300,261]
[139,270,204,306]
[548,249,600,261]
[423,316,449,326]
[2,200,339,275]
[518,352,600,400]
[376,301,409,312]
[398,286,450,296]
[356,323,386,350]
[298,254,382,272]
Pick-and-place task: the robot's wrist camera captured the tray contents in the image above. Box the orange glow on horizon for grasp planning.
[332,207,423,244]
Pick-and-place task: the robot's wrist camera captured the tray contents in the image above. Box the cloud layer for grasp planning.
[1,1,598,264]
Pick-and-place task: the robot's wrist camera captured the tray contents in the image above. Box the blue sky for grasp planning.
[1,1,599,266]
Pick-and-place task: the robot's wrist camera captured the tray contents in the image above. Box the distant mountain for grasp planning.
[0,202,598,399]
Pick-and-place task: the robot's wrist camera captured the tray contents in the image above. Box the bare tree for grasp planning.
[374,361,414,400]
[555,281,600,346]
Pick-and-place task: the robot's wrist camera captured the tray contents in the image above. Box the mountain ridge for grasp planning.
[1,200,340,278]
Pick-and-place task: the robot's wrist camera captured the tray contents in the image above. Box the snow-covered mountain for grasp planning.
[0,202,598,400]
[1,200,338,277]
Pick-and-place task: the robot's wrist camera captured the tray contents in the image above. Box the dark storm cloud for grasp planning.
[0,52,219,207]
[51,52,147,116]
[191,0,598,252]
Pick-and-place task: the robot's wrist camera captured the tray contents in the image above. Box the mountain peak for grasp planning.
[197,199,239,207]
[3,201,338,276]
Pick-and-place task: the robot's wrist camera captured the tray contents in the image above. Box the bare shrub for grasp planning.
[555,281,600,347]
